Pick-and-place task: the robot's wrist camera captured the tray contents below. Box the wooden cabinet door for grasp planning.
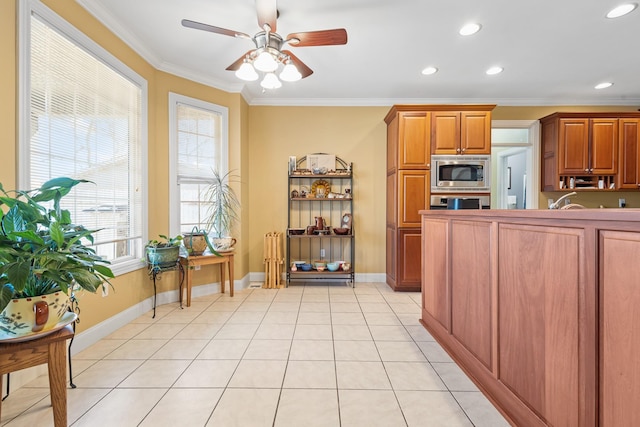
[386,226,396,284]
[398,170,430,228]
[398,228,422,289]
[398,112,430,169]
[498,224,583,427]
[422,218,449,330]
[600,230,640,427]
[460,111,491,154]
[387,115,398,173]
[618,118,640,189]
[558,118,589,174]
[450,220,492,369]
[386,171,397,226]
[590,119,617,174]
[432,112,460,154]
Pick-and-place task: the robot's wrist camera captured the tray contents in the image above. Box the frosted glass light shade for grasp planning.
[261,72,282,89]
[254,51,278,72]
[235,61,258,81]
[280,63,302,82]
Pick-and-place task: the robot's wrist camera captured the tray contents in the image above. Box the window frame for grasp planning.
[18,0,149,276]
[168,92,229,238]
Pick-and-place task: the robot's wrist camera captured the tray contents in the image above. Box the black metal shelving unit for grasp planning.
[286,155,354,286]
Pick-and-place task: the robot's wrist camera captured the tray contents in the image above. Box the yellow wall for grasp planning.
[2,0,640,333]
[248,106,389,274]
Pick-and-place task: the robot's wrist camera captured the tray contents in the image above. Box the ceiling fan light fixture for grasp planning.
[486,66,504,75]
[280,62,302,82]
[235,61,259,81]
[261,72,282,89]
[254,50,278,72]
[606,3,637,18]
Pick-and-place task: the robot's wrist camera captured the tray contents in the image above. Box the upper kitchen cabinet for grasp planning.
[432,109,494,155]
[618,118,640,189]
[385,109,431,171]
[540,112,640,191]
[555,118,617,175]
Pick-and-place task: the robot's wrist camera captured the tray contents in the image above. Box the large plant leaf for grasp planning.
[1,261,30,291]
[0,284,16,314]
[50,222,64,248]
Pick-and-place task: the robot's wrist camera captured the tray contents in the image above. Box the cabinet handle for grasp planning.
[461,148,466,152]
[590,168,594,173]
[585,169,589,172]
[456,148,461,153]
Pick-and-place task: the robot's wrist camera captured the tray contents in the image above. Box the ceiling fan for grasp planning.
[182,0,348,88]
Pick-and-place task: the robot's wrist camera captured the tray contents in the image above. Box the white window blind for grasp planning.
[169,93,228,235]
[24,6,146,272]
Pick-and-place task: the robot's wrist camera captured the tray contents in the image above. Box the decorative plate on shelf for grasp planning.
[311,180,331,198]
[0,311,77,343]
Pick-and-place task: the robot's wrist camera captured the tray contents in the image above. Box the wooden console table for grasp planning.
[0,325,74,427]
[179,252,234,306]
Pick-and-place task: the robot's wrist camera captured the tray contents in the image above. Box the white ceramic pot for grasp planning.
[211,237,237,251]
[0,291,70,335]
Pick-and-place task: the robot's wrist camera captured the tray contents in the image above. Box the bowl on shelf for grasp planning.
[288,228,306,235]
[327,262,340,272]
[300,263,313,271]
[316,266,326,272]
[333,227,350,235]
[314,261,327,269]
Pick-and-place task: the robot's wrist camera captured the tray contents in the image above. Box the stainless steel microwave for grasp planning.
[431,155,491,192]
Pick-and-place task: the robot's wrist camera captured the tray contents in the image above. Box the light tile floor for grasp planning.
[0,282,510,427]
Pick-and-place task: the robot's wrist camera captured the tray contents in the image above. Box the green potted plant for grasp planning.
[181,227,209,256]
[0,177,114,337]
[145,234,183,267]
[203,169,240,252]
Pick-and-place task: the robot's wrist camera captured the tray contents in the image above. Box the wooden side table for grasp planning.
[179,252,234,306]
[0,325,74,427]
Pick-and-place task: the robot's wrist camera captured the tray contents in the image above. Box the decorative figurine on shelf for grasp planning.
[291,189,299,198]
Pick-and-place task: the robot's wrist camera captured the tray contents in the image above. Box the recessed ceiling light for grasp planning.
[606,3,637,18]
[486,66,503,75]
[595,82,614,89]
[459,23,482,36]
[421,66,438,75]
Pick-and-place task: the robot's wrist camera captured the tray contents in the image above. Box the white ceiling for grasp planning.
[75,0,640,107]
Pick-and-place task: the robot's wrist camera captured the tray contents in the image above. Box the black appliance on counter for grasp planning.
[430,194,491,210]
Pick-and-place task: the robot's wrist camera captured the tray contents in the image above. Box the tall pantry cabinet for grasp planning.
[385,105,495,292]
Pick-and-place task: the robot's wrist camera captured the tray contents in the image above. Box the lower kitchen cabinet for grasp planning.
[419,209,640,427]
[599,230,640,426]
[386,227,421,292]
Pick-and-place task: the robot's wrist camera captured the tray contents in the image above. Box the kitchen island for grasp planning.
[419,208,640,427]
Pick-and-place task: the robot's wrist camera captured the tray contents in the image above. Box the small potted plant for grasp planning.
[145,234,183,268]
[0,177,114,337]
[203,169,240,252]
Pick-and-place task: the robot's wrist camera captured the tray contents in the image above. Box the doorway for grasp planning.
[491,120,540,209]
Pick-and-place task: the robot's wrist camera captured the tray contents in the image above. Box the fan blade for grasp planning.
[225,51,255,71]
[287,29,347,47]
[282,50,313,79]
[256,0,277,32]
[182,19,250,39]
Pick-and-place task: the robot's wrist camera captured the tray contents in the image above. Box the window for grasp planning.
[19,1,148,275]
[168,93,229,236]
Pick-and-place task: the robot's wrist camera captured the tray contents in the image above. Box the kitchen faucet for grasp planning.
[549,192,577,209]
